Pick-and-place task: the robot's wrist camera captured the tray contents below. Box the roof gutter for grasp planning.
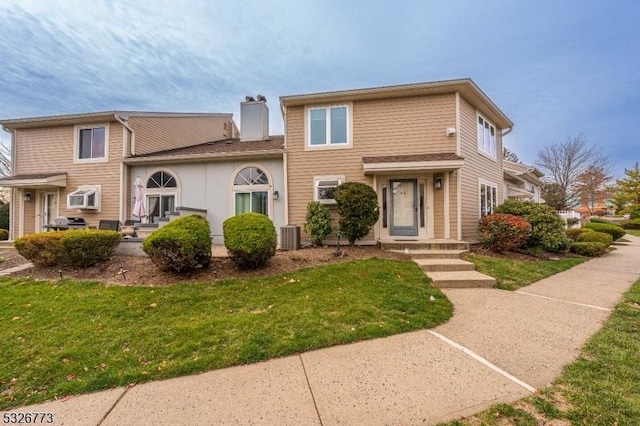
[502,127,513,137]
[114,114,136,156]
[123,149,285,165]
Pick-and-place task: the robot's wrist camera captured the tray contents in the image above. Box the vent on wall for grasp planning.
[280,225,300,250]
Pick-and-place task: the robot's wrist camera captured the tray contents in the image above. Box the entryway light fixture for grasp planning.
[273,190,279,201]
[434,178,443,189]
[24,192,32,202]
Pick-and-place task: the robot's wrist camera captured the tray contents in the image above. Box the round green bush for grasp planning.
[15,229,121,267]
[570,241,608,257]
[620,218,640,229]
[0,229,9,241]
[333,182,379,245]
[223,213,276,270]
[577,231,613,247]
[566,227,594,241]
[494,200,567,252]
[304,201,332,246]
[582,222,626,241]
[589,217,614,224]
[142,215,212,273]
[479,213,531,253]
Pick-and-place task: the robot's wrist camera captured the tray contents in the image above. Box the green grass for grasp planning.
[0,258,452,409]
[468,254,586,290]
[438,278,640,425]
[625,229,640,237]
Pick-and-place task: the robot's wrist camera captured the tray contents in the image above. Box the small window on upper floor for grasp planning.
[307,105,351,148]
[75,124,109,162]
[477,114,496,158]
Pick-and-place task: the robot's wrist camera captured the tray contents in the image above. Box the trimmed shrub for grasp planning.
[566,227,594,241]
[589,217,614,224]
[582,222,626,241]
[570,241,608,257]
[479,213,531,252]
[15,231,66,266]
[577,231,613,247]
[620,219,640,229]
[223,213,276,270]
[0,229,8,241]
[494,200,566,251]
[15,229,120,267]
[303,201,332,246]
[143,215,212,273]
[333,182,379,245]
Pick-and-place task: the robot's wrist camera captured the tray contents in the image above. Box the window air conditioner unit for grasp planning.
[67,187,100,210]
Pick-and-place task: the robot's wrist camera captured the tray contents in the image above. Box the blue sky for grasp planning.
[0,0,638,177]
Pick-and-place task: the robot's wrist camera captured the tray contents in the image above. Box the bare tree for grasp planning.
[503,147,521,163]
[536,135,610,210]
[0,142,11,177]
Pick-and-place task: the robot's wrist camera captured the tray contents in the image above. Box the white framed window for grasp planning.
[477,114,496,158]
[145,170,179,223]
[313,176,344,204]
[306,104,351,148]
[74,124,109,162]
[479,181,498,217]
[68,186,100,210]
[233,166,271,216]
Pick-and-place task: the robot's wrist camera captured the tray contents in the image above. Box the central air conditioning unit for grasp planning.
[280,225,301,251]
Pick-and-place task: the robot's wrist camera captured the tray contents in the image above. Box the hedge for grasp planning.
[577,231,613,247]
[570,241,608,257]
[223,213,277,270]
[566,227,594,241]
[582,222,626,241]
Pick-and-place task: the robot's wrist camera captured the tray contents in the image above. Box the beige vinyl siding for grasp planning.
[459,97,503,242]
[286,94,457,243]
[128,116,233,155]
[14,122,124,233]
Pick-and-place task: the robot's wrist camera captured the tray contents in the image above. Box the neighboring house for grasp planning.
[576,187,616,217]
[280,78,513,244]
[502,160,544,202]
[0,101,285,243]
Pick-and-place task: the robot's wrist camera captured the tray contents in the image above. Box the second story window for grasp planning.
[75,124,108,162]
[477,114,496,158]
[308,105,350,148]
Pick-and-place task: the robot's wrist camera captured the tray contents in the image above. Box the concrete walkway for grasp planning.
[3,236,640,425]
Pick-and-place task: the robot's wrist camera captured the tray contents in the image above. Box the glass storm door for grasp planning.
[390,179,418,236]
[42,193,57,227]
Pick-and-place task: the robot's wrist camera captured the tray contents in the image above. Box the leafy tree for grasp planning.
[536,135,610,209]
[502,147,521,163]
[614,162,640,211]
[574,165,612,215]
[541,183,565,211]
[333,182,379,245]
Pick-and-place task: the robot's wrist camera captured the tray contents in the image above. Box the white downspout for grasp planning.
[280,103,289,226]
[2,125,16,240]
[114,114,136,156]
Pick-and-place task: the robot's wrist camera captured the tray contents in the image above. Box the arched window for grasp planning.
[233,166,270,216]
[146,170,178,223]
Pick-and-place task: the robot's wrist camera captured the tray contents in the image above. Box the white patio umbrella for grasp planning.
[132,177,147,218]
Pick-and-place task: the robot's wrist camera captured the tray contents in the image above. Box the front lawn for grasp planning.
[439,278,640,425]
[625,229,640,237]
[0,258,451,409]
[468,254,586,290]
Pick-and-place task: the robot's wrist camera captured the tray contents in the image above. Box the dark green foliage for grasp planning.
[589,217,614,224]
[223,213,276,270]
[570,241,608,257]
[583,222,626,240]
[631,207,640,220]
[479,213,531,252]
[0,229,8,240]
[142,215,212,273]
[0,203,9,230]
[566,217,580,227]
[15,229,120,267]
[566,227,594,241]
[577,231,613,247]
[333,182,379,245]
[303,201,332,246]
[620,219,640,229]
[494,200,567,251]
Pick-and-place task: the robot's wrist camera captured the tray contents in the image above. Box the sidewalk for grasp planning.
[3,236,640,425]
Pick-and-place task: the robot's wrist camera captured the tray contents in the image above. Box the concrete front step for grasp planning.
[427,270,496,289]
[389,249,468,259]
[413,258,476,272]
[381,241,469,251]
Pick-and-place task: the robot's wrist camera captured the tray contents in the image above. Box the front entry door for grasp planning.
[390,179,418,236]
[41,192,58,228]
